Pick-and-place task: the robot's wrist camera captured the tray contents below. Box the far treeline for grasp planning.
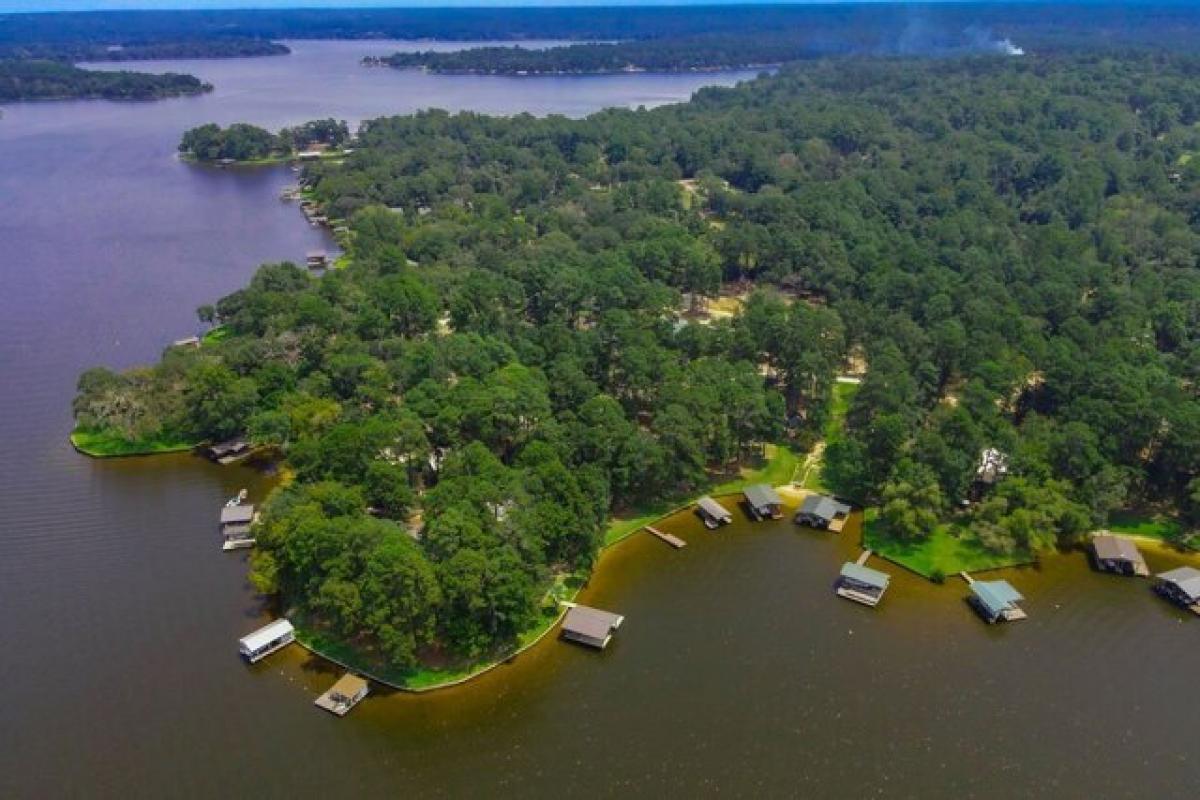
[0,39,288,63]
[374,33,834,75]
[178,119,351,163]
[76,53,1200,674]
[8,4,1200,52]
[0,59,210,102]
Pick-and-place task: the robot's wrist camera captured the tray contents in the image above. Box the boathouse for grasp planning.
[696,496,733,529]
[220,503,255,547]
[1090,533,1150,577]
[314,673,369,716]
[969,580,1027,623]
[743,484,783,521]
[795,494,852,532]
[1153,566,1200,614]
[207,438,250,464]
[238,619,295,663]
[306,250,328,269]
[836,562,891,607]
[561,605,624,649]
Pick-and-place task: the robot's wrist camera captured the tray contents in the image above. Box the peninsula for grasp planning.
[74,52,1200,685]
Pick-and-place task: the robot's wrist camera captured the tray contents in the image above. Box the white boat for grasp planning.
[225,489,247,508]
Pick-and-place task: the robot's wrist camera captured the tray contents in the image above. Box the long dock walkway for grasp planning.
[856,549,873,566]
[645,526,687,549]
[959,571,976,585]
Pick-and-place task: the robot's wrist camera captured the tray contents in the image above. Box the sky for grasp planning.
[0,0,1054,12]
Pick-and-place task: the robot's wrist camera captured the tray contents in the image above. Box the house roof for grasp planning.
[563,605,623,640]
[743,483,782,509]
[220,504,254,524]
[238,619,293,652]
[800,494,851,521]
[840,562,891,589]
[972,580,1023,615]
[1158,566,1200,600]
[1092,533,1143,563]
[697,496,732,520]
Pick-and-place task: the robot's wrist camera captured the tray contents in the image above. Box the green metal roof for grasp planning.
[743,483,782,508]
[972,580,1023,615]
[839,562,891,589]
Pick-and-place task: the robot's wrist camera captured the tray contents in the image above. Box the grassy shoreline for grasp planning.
[70,427,196,458]
[180,150,344,167]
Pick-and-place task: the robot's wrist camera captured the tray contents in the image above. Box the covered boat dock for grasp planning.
[795,494,852,532]
[836,553,891,607]
[696,496,733,529]
[1090,533,1150,577]
[743,484,783,521]
[560,604,624,650]
[238,619,295,663]
[219,503,256,550]
[966,576,1027,623]
[1153,566,1200,615]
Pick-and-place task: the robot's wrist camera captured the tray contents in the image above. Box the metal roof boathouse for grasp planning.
[836,561,891,607]
[696,496,734,529]
[743,484,783,521]
[238,619,295,663]
[795,494,852,532]
[969,579,1027,623]
[1154,566,1200,615]
[1090,533,1150,577]
[560,605,624,649]
[219,503,256,550]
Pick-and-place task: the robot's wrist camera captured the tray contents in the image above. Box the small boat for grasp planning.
[225,489,248,508]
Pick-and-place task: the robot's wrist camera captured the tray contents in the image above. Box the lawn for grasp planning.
[1106,510,1192,547]
[863,509,1033,579]
[70,426,197,458]
[799,380,859,493]
[201,325,230,345]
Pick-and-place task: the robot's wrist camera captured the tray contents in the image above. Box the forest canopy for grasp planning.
[76,52,1200,673]
[0,59,210,102]
[178,119,351,162]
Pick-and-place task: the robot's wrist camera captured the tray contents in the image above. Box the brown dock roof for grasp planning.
[1092,533,1143,563]
[562,605,623,642]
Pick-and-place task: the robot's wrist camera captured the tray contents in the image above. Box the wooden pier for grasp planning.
[856,549,873,566]
[645,526,686,549]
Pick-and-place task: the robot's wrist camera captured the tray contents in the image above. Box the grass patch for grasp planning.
[201,325,230,345]
[863,508,1033,579]
[1106,510,1192,548]
[70,426,197,458]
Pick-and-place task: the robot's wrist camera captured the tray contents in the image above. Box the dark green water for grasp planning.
[2,40,1198,799]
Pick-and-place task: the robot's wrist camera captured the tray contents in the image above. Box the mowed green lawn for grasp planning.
[1105,510,1193,548]
[863,509,1033,579]
[70,427,196,458]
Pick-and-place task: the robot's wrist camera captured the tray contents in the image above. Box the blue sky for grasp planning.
[0,0,1055,12]
[0,0,1159,11]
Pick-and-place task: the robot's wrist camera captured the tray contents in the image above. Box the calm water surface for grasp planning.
[1,40,1197,799]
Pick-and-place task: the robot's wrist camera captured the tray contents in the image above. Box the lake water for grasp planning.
[1,40,1198,799]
